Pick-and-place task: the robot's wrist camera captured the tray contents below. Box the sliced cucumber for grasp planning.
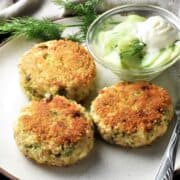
[120,39,146,69]
[96,14,179,71]
[170,44,180,60]
[103,25,136,54]
[98,31,116,54]
[103,51,122,68]
[150,47,173,68]
[127,15,146,22]
[141,51,161,67]
[99,15,145,58]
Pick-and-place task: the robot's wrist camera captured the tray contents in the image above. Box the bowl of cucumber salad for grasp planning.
[87,4,180,81]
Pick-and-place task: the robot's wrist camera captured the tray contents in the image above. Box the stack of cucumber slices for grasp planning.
[97,15,180,70]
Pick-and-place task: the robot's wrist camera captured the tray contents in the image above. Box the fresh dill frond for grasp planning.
[121,40,145,59]
[0,18,66,41]
[120,39,146,68]
[54,0,102,40]
[0,1,101,43]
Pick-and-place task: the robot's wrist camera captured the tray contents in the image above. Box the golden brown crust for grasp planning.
[18,39,96,101]
[19,96,91,144]
[92,81,173,133]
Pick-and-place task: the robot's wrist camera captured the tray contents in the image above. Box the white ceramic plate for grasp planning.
[0,18,180,180]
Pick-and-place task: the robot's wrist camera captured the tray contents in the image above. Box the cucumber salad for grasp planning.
[95,15,180,70]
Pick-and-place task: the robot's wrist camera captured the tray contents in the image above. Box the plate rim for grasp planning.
[0,166,18,180]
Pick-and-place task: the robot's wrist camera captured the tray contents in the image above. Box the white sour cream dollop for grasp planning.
[137,16,178,51]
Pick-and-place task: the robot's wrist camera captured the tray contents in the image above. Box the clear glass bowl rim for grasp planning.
[86,4,180,75]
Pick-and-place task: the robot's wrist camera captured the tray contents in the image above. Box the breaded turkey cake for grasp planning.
[14,96,94,166]
[91,81,173,147]
[18,40,96,102]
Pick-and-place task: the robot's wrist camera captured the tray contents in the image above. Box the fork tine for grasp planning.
[166,168,173,180]
[167,169,170,177]
[165,173,169,180]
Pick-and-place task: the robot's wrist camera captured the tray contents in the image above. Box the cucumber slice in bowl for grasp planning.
[149,46,174,68]
[170,43,180,60]
[120,39,146,69]
[141,51,161,67]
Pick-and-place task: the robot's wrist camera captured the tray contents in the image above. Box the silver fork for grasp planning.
[155,61,180,180]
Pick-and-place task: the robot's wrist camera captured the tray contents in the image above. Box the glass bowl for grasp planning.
[86,4,180,81]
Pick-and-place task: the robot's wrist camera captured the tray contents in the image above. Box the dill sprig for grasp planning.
[0,1,101,42]
[0,18,66,41]
[120,39,146,68]
[120,39,146,60]
[54,0,102,40]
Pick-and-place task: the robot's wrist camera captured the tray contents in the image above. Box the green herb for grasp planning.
[0,18,66,41]
[0,0,102,43]
[120,39,145,60]
[62,148,74,156]
[54,0,102,40]
[25,144,40,149]
[49,110,58,116]
[120,39,146,68]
